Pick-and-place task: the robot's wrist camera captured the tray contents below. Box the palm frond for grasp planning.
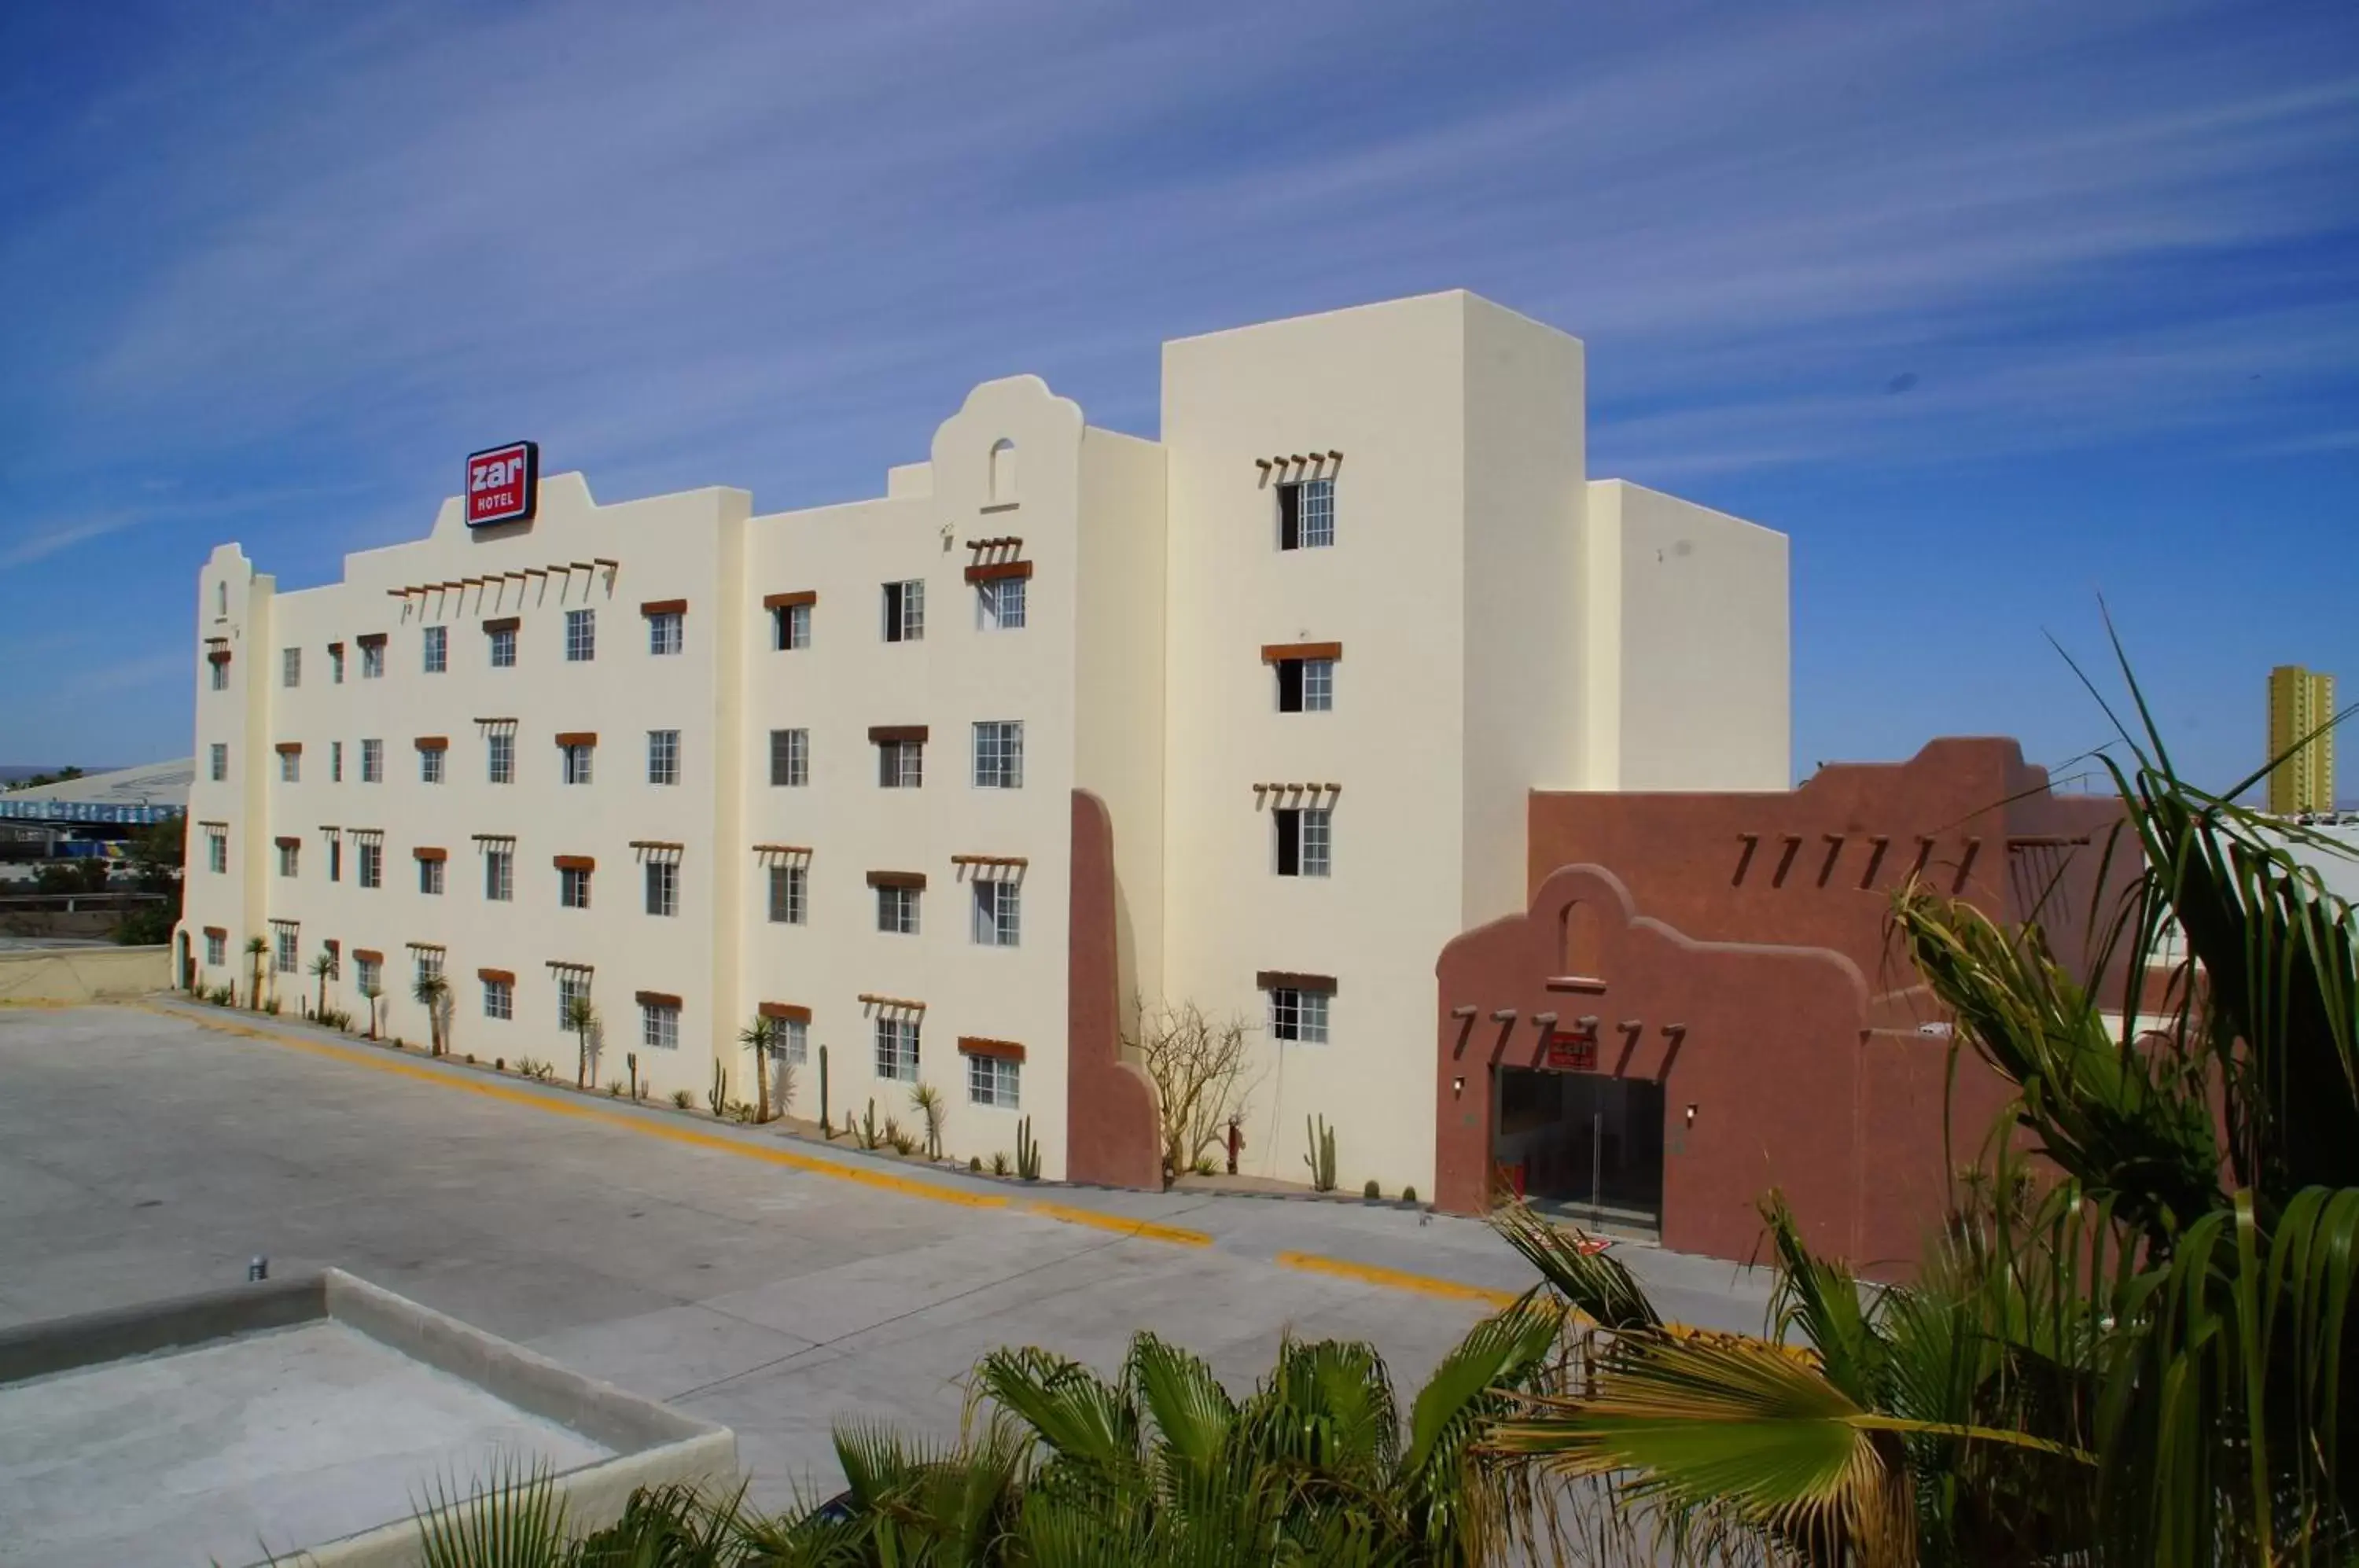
[414,1459,570,1568]
[1489,1202,1660,1331]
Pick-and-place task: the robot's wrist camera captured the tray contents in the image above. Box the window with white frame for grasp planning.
[423,624,447,673]
[282,647,301,687]
[355,954,381,996]
[1276,657,1335,713]
[770,728,808,787]
[484,845,513,901]
[329,645,345,683]
[210,744,227,782]
[356,840,382,889]
[768,864,806,925]
[1278,477,1335,550]
[561,742,593,785]
[209,657,229,691]
[414,948,442,989]
[277,840,299,878]
[774,601,811,651]
[642,1001,680,1051]
[878,738,922,789]
[331,741,344,782]
[488,733,514,784]
[273,923,298,974]
[966,1051,1020,1109]
[972,881,1020,948]
[774,1018,809,1065]
[278,749,300,783]
[647,612,683,656]
[560,865,592,909]
[647,730,679,786]
[645,860,679,917]
[555,971,590,1029]
[483,977,513,1020]
[204,930,226,966]
[977,576,1026,631]
[489,625,517,668]
[205,826,227,874]
[361,640,385,679]
[1274,806,1332,877]
[1269,985,1331,1044]
[360,738,383,783]
[565,609,596,662]
[875,884,919,935]
[420,745,445,784]
[874,1017,919,1082]
[881,580,925,642]
[419,856,445,895]
[972,721,1023,789]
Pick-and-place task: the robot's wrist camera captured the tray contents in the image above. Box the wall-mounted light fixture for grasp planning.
[1684,1104,1698,1128]
[1452,1076,1465,1099]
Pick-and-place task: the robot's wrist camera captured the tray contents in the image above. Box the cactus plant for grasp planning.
[859,1097,881,1151]
[1015,1117,1041,1181]
[708,1061,727,1117]
[819,1043,832,1138]
[1305,1115,1338,1193]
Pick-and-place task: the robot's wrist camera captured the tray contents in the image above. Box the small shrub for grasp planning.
[727,1099,757,1124]
[262,996,282,1015]
[1364,1179,1382,1200]
[990,1151,1011,1176]
[671,1088,694,1110]
[888,1130,918,1156]
[318,1007,352,1032]
[465,1053,476,1065]
[1192,1157,1216,1176]
[969,1156,982,1172]
[606,1080,624,1097]
[495,1057,506,1072]
[514,1057,557,1083]
[1401,1186,1418,1205]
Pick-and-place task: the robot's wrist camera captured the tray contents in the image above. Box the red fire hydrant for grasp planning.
[1225,1117,1244,1176]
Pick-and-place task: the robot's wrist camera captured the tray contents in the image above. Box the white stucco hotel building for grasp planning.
[178,291,1789,1194]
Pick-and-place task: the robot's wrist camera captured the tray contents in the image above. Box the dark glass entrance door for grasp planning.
[1492,1069,1665,1229]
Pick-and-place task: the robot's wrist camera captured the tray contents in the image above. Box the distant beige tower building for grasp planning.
[2267,665,2337,815]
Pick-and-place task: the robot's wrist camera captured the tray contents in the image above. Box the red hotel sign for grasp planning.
[1545,1031,1597,1071]
[466,441,539,527]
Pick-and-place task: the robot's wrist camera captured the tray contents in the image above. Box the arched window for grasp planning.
[988,439,1017,504]
[1559,900,1602,977]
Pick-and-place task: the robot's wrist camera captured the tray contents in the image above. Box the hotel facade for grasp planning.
[178,291,1790,1196]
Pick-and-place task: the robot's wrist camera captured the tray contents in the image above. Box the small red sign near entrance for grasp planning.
[1545,1031,1596,1071]
[466,441,539,527]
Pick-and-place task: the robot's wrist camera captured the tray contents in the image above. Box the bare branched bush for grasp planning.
[1128,999,1258,1180]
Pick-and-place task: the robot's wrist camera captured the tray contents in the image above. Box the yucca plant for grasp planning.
[738,1014,780,1123]
[413,970,451,1057]
[243,934,268,1010]
[309,948,335,1018]
[565,994,597,1088]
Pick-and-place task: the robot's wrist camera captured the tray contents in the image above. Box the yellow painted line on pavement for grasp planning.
[1275,1250,1522,1309]
[1026,1199,1212,1246]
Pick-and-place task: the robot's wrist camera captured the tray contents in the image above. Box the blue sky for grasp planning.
[2,1,2353,794]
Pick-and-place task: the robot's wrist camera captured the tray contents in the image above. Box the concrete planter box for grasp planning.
[0,1270,736,1568]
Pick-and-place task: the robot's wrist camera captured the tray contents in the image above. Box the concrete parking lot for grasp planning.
[0,1003,1771,1507]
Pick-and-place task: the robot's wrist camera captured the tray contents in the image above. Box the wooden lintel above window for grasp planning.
[963,535,1022,551]
[867,724,927,744]
[1256,970,1338,994]
[473,716,518,727]
[482,616,521,633]
[414,846,447,862]
[202,926,227,939]
[554,731,597,747]
[866,870,927,889]
[751,843,812,856]
[553,854,595,870]
[758,1001,811,1023]
[355,633,387,647]
[639,598,687,617]
[351,948,384,963]
[762,590,817,609]
[962,560,1033,584]
[414,736,448,751]
[273,836,300,848]
[206,650,232,664]
[544,959,593,972]
[1260,641,1342,664]
[477,968,516,985]
[856,992,926,1011]
[634,989,683,1009]
[627,839,685,852]
[956,1036,1026,1062]
[469,832,517,842]
[950,854,1029,868]
[274,742,303,754]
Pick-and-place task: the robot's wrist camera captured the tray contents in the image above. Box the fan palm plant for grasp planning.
[413,970,451,1057]
[309,948,335,1018]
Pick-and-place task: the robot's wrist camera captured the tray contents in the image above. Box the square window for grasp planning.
[561,742,594,785]
[484,847,513,901]
[205,931,226,966]
[209,743,227,782]
[423,624,447,673]
[361,641,385,679]
[489,626,517,668]
[329,645,345,683]
[971,721,1023,789]
[881,580,925,642]
[414,950,441,990]
[356,841,382,889]
[560,866,592,909]
[1277,657,1336,713]
[642,1003,680,1051]
[977,576,1026,631]
[278,749,300,783]
[1275,807,1332,877]
[488,733,515,784]
[331,741,344,782]
[874,1017,918,1082]
[1269,986,1330,1044]
[769,728,808,787]
[483,979,513,1020]
[278,841,299,878]
[773,1018,809,1065]
[971,880,1021,948]
[875,885,919,935]
[878,739,923,789]
[966,1051,1020,1109]
[565,609,595,662]
[273,926,297,975]
[360,739,383,782]
[774,602,811,651]
[282,647,301,687]
[556,972,590,1029]
[647,612,683,655]
[421,746,445,784]
[647,730,679,786]
[768,863,806,925]
[645,860,679,917]
[1278,477,1335,550]
[420,857,444,895]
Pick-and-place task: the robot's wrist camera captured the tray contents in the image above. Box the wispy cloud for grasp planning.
[0,512,144,569]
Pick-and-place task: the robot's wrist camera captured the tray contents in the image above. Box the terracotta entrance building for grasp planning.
[1433,738,2129,1277]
